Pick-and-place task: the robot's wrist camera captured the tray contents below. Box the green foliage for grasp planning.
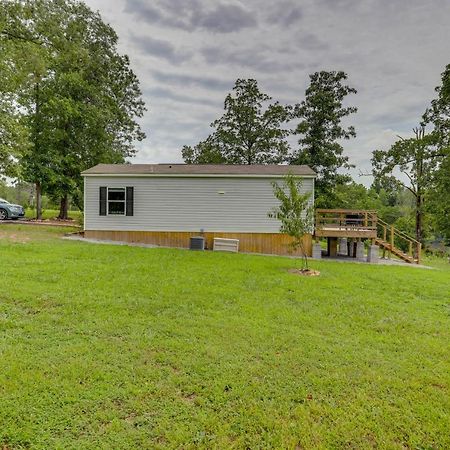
[291,71,357,205]
[372,127,443,243]
[423,63,450,147]
[371,175,404,207]
[423,64,450,243]
[0,180,33,207]
[392,214,416,240]
[0,0,146,216]
[24,208,83,222]
[334,182,376,210]
[0,225,449,448]
[0,104,28,176]
[182,79,292,164]
[182,137,226,164]
[269,174,313,268]
[334,181,406,225]
[428,153,450,243]
[0,9,31,175]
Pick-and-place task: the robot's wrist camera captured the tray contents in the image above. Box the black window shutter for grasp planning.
[99,187,107,216]
[126,186,134,216]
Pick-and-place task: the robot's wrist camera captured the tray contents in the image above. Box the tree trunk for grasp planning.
[58,194,69,220]
[34,81,43,221]
[415,194,423,243]
[35,182,42,220]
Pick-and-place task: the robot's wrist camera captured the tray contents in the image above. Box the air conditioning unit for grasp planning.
[190,236,205,250]
[213,237,239,253]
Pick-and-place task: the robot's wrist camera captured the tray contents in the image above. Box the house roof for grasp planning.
[81,164,316,177]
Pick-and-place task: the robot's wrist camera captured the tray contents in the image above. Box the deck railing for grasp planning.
[315,209,378,232]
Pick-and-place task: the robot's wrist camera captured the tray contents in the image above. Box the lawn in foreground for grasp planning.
[0,225,449,449]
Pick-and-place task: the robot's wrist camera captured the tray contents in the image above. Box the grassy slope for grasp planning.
[0,225,449,449]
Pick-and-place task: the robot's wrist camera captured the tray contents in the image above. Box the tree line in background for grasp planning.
[182,69,450,248]
[0,0,145,219]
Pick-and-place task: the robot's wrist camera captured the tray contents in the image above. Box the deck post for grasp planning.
[356,240,365,261]
[367,245,379,263]
[327,237,338,257]
[417,242,422,264]
[338,238,348,256]
[312,242,322,259]
[390,226,394,259]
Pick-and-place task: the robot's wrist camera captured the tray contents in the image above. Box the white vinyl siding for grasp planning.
[84,176,314,233]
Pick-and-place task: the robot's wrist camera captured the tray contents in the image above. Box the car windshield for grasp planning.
[0,198,10,204]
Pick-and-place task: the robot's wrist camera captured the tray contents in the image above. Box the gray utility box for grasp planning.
[190,236,205,250]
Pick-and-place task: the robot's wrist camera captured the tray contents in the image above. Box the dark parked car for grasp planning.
[0,198,25,220]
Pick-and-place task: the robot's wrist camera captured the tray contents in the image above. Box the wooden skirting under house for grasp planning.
[84,230,312,257]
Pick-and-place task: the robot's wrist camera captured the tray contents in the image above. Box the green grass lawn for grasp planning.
[1,225,449,449]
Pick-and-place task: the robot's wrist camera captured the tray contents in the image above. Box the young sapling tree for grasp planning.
[269,173,314,270]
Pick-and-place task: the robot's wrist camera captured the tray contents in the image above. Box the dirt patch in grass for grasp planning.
[288,268,321,276]
[181,392,197,404]
[24,218,80,227]
[0,232,30,244]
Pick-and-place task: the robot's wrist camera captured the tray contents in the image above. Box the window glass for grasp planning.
[108,189,125,201]
[108,188,125,215]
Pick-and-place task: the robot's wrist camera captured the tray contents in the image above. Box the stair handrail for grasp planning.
[377,218,421,244]
[376,218,422,263]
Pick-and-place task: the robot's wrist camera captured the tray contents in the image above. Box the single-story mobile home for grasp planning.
[81,164,316,255]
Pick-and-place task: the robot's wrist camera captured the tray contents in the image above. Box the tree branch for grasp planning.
[0,29,53,48]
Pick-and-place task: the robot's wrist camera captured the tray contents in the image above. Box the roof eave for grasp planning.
[81,172,317,178]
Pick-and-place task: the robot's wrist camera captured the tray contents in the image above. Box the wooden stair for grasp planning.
[376,219,422,264]
[374,238,418,264]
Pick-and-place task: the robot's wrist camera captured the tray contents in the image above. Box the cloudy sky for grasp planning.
[85,0,449,182]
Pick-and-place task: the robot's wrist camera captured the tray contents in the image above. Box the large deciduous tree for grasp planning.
[182,79,292,165]
[0,98,28,176]
[428,154,450,244]
[423,63,450,147]
[0,0,146,219]
[0,7,31,177]
[371,127,442,243]
[422,63,450,243]
[1,1,58,216]
[290,71,357,206]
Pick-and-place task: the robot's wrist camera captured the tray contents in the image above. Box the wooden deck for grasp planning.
[314,209,378,239]
[314,209,421,264]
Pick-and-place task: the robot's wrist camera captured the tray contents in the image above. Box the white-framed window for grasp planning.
[107,187,126,215]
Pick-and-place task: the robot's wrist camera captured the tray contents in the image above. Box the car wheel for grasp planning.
[0,209,7,220]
